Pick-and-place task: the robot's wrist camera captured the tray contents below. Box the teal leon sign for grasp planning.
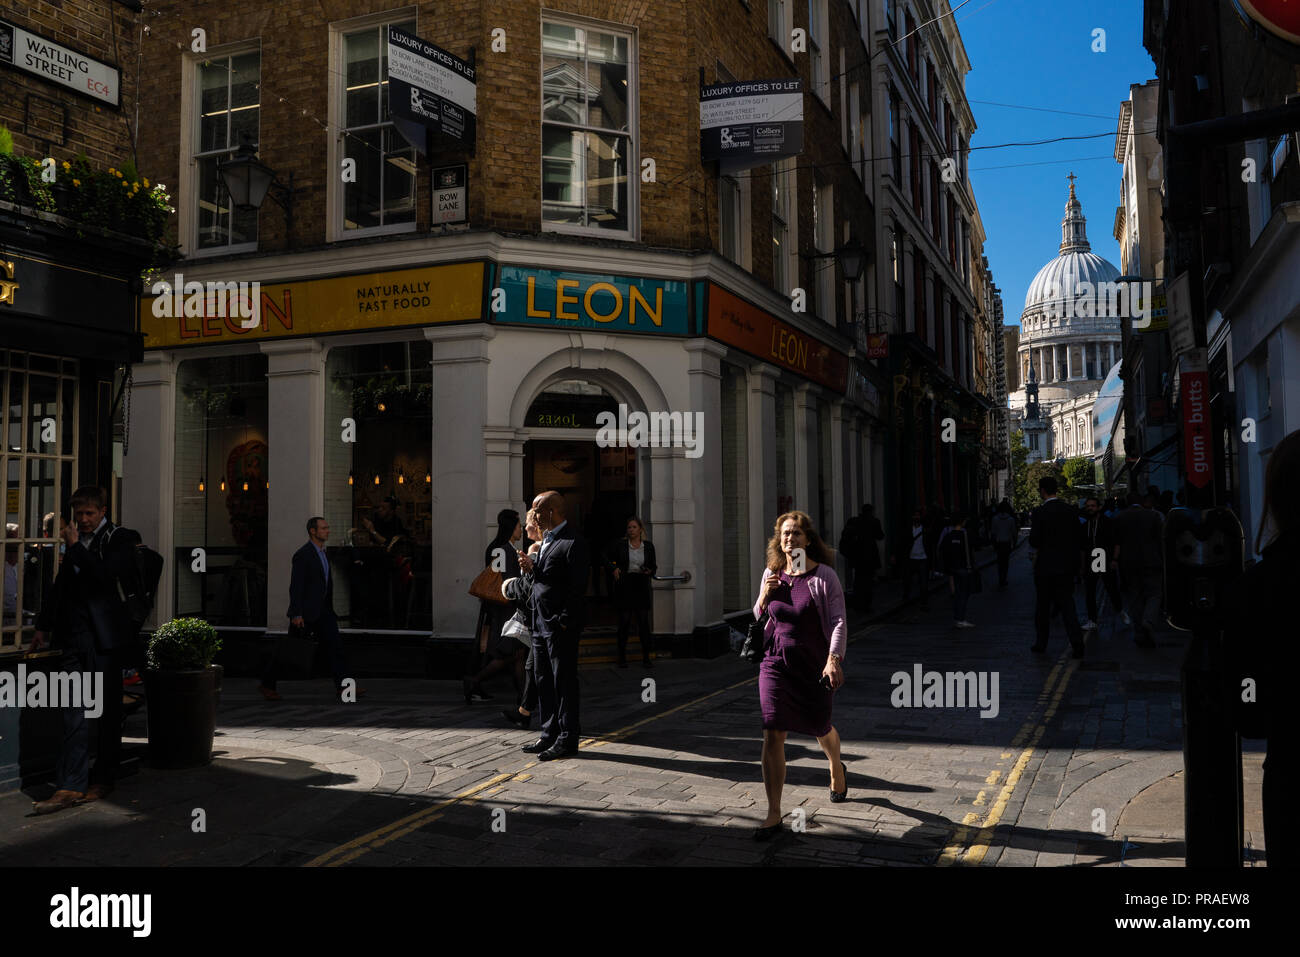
[494,265,690,334]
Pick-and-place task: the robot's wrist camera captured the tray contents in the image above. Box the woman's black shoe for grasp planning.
[830,762,848,803]
[502,708,531,729]
[752,821,782,841]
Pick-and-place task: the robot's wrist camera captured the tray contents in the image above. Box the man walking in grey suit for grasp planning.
[259,517,361,700]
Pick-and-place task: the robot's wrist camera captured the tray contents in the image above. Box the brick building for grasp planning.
[1,0,159,785]
[866,0,995,556]
[120,0,898,657]
[1143,0,1300,554]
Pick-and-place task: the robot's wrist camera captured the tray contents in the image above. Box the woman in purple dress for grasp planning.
[752,510,848,840]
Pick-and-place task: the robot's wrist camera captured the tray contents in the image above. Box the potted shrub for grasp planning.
[144,617,223,769]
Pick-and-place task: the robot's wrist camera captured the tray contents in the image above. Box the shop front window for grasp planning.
[324,341,432,631]
[1,351,77,651]
[174,355,270,627]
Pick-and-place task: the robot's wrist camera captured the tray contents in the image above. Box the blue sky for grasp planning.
[953,0,1157,326]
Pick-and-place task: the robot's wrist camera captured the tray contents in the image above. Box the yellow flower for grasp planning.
[122,179,130,187]
[108,167,116,175]
[143,177,150,188]
[61,160,70,171]
[115,170,123,178]
[72,179,81,187]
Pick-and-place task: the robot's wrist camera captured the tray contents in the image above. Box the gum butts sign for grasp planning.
[0,18,119,106]
[706,283,848,393]
[387,25,477,153]
[494,266,690,335]
[139,263,485,348]
[700,79,803,173]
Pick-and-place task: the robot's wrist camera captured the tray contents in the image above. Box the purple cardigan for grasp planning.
[752,563,848,660]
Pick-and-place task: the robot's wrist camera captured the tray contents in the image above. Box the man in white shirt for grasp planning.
[900,509,930,610]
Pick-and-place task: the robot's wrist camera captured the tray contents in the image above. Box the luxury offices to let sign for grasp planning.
[386,24,476,153]
[700,78,803,172]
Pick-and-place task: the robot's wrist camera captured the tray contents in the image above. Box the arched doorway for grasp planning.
[521,379,637,629]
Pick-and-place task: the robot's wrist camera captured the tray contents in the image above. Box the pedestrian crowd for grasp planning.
[19,431,1296,870]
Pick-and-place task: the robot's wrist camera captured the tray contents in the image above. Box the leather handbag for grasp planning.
[468,566,509,604]
[739,613,769,664]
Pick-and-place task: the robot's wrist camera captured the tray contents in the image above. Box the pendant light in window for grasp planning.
[242,479,249,492]
[373,473,381,486]
[425,470,432,484]
[348,469,354,486]
[198,476,206,492]
[220,478,226,492]
[397,468,405,486]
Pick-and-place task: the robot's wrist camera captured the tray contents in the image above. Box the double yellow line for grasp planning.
[305,675,760,867]
[937,656,1079,866]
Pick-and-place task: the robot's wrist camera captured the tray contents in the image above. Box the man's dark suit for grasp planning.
[35,521,142,794]
[530,522,589,750]
[264,541,347,691]
[1028,498,1084,652]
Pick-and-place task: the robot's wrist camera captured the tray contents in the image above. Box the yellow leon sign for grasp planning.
[139,262,485,348]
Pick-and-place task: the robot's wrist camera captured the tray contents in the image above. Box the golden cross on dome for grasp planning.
[1067,172,1077,194]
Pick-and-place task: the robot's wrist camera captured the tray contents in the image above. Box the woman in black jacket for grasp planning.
[607,516,657,668]
[1229,428,1300,867]
[464,508,525,703]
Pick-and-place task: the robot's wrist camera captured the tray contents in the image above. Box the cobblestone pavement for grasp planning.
[0,544,1266,866]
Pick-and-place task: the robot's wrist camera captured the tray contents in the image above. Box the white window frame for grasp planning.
[809,0,829,105]
[539,14,638,241]
[839,48,848,153]
[771,158,797,296]
[720,171,753,269]
[769,0,793,56]
[814,182,835,324]
[181,41,262,258]
[848,82,862,181]
[327,7,420,243]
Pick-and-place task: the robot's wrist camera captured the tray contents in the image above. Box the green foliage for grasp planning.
[147,617,222,671]
[0,155,56,211]
[0,147,172,245]
[1061,457,1096,503]
[0,125,13,155]
[1010,431,1034,514]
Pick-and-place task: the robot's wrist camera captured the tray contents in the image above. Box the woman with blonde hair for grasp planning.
[751,510,849,840]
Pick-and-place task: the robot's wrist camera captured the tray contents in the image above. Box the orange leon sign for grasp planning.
[706,283,848,392]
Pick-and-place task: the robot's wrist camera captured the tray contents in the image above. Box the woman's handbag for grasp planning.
[468,566,509,604]
[739,613,769,663]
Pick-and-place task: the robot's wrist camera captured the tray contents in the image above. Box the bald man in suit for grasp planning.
[517,491,589,760]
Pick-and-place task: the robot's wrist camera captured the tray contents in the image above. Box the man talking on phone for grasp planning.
[516,490,588,760]
[30,487,143,814]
